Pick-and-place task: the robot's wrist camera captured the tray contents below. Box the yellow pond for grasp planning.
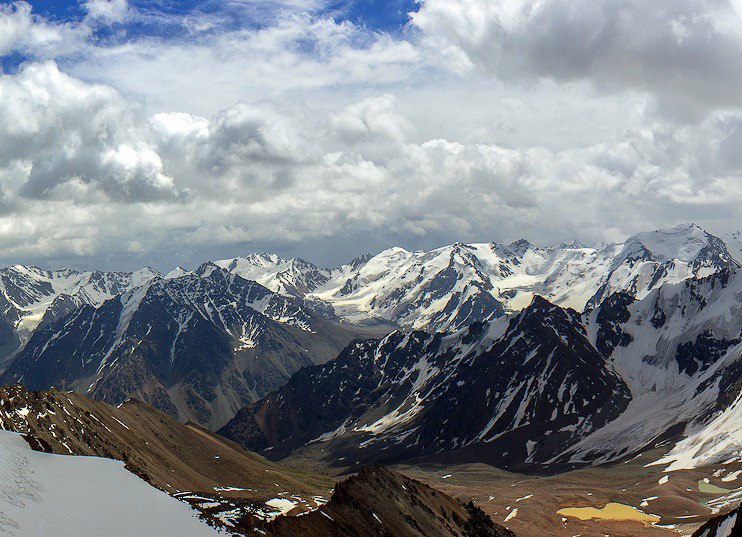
[557,503,660,525]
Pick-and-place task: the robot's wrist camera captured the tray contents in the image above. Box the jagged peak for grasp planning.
[242,252,287,264]
[135,266,160,274]
[559,239,585,249]
[284,257,322,271]
[347,252,372,269]
[528,294,555,308]
[449,241,473,250]
[214,252,288,271]
[193,261,225,279]
[507,238,532,255]
[520,294,582,324]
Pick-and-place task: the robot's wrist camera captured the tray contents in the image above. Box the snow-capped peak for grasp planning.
[0,263,162,343]
[213,253,330,298]
[164,266,189,280]
[559,239,586,250]
[208,224,737,333]
[621,223,722,263]
[507,239,533,256]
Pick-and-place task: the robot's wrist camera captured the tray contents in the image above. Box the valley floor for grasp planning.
[395,449,741,537]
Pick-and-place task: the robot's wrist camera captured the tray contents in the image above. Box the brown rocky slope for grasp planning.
[0,383,513,536]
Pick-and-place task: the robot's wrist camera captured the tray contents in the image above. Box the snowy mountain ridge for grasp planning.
[0,223,731,353]
[0,264,160,335]
[220,264,741,473]
[566,267,742,469]
[0,264,372,428]
[0,222,738,466]
[218,223,738,333]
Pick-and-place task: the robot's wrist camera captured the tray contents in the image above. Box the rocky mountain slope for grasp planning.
[0,265,159,369]
[0,265,376,428]
[265,466,514,537]
[220,265,741,473]
[219,295,632,470]
[0,384,511,537]
[219,224,737,333]
[0,383,333,532]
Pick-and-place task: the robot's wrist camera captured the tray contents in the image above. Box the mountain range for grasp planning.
[0,223,739,467]
[217,223,738,332]
[0,264,377,428]
[217,224,741,477]
[0,222,739,535]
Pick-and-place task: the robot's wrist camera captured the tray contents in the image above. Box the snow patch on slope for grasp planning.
[651,390,742,471]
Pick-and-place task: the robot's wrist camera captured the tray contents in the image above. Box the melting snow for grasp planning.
[265,498,298,516]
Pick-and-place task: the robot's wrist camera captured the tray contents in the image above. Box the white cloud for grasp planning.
[412,0,742,120]
[84,0,129,23]
[0,2,86,58]
[331,94,410,143]
[0,1,739,268]
[68,15,423,116]
[0,62,181,202]
[0,59,739,267]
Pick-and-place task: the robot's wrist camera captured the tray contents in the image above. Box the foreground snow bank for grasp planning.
[0,430,220,537]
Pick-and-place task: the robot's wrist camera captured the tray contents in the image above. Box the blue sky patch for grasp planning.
[24,0,418,31]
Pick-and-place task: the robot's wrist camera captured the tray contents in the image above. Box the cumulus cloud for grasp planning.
[412,0,742,120]
[0,58,739,268]
[0,1,739,268]
[0,62,181,202]
[331,94,410,143]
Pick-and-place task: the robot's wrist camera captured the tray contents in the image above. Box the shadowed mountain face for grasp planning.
[0,383,329,494]
[221,265,741,473]
[219,296,631,470]
[691,506,740,537]
[265,466,515,537]
[0,265,380,429]
[0,265,161,369]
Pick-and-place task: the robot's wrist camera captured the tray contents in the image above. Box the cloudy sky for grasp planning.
[0,0,740,270]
